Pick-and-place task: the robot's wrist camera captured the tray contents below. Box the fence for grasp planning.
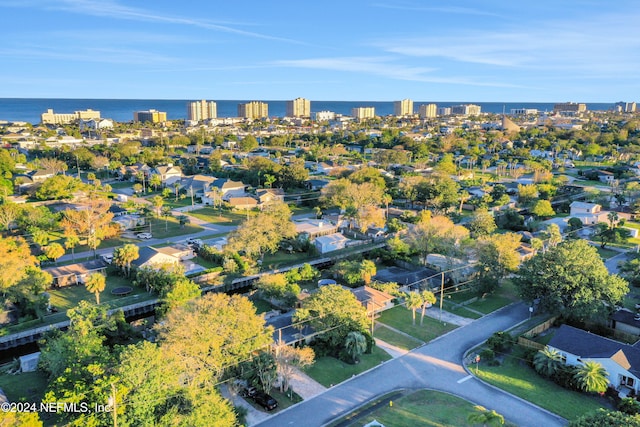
[517,336,545,351]
[522,316,558,338]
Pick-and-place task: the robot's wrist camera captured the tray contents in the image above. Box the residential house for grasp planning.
[314,233,349,254]
[256,188,285,205]
[228,196,258,210]
[201,178,247,204]
[155,244,195,261]
[44,259,108,288]
[14,168,56,192]
[294,219,339,239]
[152,164,183,187]
[350,286,394,314]
[179,174,217,199]
[569,201,608,225]
[130,247,181,271]
[305,179,330,191]
[597,170,616,184]
[548,324,640,396]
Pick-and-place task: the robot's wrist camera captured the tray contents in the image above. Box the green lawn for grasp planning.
[304,347,392,387]
[373,324,423,350]
[475,346,608,421]
[250,297,274,314]
[465,295,514,314]
[333,389,517,427]
[595,247,619,260]
[440,301,483,319]
[0,370,48,404]
[188,207,251,225]
[376,306,458,343]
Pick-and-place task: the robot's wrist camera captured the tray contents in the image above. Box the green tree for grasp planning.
[256,273,300,306]
[64,232,80,261]
[157,293,273,384]
[162,276,201,314]
[35,175,82,200]
[531,199,555,218]
[293,285,369,351]
[84,272,106,304]
[533,346,564,378]
[44,242,65,264]
[574,361,609,393]
[408,211,469,265]
[405,291,423,326]
[149,173,162,191]
[344,331,367,363]
[476,232,522,293]
[113,243,139,277]
[467,208,497,238]
[514,239,629,321]
[467,405,505,426]
[150,195,164,217]
[0,202,21,232]
[239,134,259,152]
[420,290,437,325]
[227,201,296,259]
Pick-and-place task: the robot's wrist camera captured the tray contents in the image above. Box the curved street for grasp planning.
[256,302,567,427]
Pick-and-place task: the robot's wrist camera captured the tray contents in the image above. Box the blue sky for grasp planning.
[1,0,638,101]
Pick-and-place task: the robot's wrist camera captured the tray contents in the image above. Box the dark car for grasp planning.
[251,391,278,411]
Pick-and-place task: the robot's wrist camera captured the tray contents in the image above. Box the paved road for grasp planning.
[256,303,567,427]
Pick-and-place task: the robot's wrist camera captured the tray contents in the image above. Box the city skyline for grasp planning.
[1,1,639,102]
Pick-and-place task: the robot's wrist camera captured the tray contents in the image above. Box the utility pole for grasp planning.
[439,271,444,321]
[110,383,118,427]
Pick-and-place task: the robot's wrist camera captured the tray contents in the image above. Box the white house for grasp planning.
[152,164,183,187]
[548,324,640,396]
[569,201,608,225]
[314,233,349,254]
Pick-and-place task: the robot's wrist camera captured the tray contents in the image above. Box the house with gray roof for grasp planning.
[548,324,640,396]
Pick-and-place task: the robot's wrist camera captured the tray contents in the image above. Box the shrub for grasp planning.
[486,331,513,353]
[619,397,640,415]
[480,349,495,362]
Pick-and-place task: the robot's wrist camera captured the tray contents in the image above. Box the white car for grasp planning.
[136,232,153,239]
[100,253,113,264]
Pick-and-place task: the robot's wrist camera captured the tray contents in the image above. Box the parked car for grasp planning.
[186,237,203,247]
[100,253,113,264]
[239,386,257,398]
[136,232,153,239]
[251,391,278,411]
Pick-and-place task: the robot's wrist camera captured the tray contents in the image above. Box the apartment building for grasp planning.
[133,109,167,123]
[238,101,269,119]
[393,99,413,116]
[418,104,437,119]
[351,107,375,120]
[615,102,637,113]
[286,98,311,118]
[451,104,482,115]
[41,108,101,125]
[553,102,587,114]
[187,100,217,121]
[314,111,336,121]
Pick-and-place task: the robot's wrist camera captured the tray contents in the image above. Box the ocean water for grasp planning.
[0,98,615,124]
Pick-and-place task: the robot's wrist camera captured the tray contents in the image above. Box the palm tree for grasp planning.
[64,233,80,261]
[151,195,164,218]
[161,206,173,232]
[419,290,436,325]
[405,291,423,325]
[113,243,139,277]
[359,260,376,285]
[533,346,564,378]
[85,273,106,304]
[382,193,392,218]
[344,331,367,364]
[178,215,190,229]
[574,361,609,393]
[173,182,181,202]
[467,405,504,426]
[149,174,162,192]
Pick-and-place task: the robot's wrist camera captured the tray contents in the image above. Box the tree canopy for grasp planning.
[514,239,629,321]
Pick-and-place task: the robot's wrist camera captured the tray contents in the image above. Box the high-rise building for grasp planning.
[314,111,336,121]
[133,109,167,123]
[393,99,413,116]
[437,107,452,116]
[238,101,268,119]
[41,108,101,124]
[187,100,217,121]
[286,98,311,118]
[615,101,637,113]
[553,102,587,113]
[418,104,437,119]
[451,104,481,115]
[351,107,375,120]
